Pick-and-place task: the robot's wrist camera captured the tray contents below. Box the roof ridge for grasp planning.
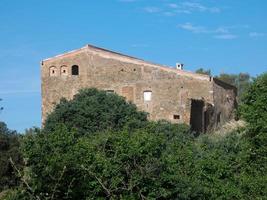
[42,44,211,81]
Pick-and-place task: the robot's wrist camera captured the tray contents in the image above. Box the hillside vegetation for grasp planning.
[1,73,267,200]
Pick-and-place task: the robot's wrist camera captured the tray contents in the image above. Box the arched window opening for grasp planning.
[143,90,152,102]
[60,66,68,76]
[49,66,57,77]
[72,65,79,75]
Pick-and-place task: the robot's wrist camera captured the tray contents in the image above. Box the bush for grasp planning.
[0,122,23,192]
[239,72,267,197]
[22,123,197,200]
[44,88,148,135]
[240,73,267,134]
[17,83,267,199]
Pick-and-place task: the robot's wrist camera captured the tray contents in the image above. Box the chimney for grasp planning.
[176,63,184,70]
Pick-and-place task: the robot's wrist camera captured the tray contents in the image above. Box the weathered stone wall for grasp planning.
[41,45,237,132]
[211,78,237,129]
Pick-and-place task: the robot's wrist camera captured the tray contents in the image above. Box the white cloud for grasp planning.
[178,23,208,33]
[163,11,176,16]
[166,1,221,15]
[215,27,230,34]
[142,1,221,16]
[143,7,161,13]
[214,34,238,40]
[178,23,240,40]
[249,32,265,38]
[167,3,178,8]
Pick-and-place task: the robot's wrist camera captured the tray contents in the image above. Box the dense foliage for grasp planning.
[2,74,267,199]
[240,73,267,134]
[0,122,23,192]
[239,73,267,186]
[44,88,148,135]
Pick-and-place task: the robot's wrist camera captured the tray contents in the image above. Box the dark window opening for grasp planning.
[63,70,66,73]
[106,90,114,94]
[173,115,180,120]
[217,113,221,124]
[133,68,136,71]
[49,66,57,76]
[72,65,79,75]
[190,99,204,133]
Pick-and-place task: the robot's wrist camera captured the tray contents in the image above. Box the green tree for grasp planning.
[239,73,267,165]
[0,122,23,192]
[216,73,252,101]
[240,73,267,134]
[21,122,201,200]
[44,88,148,135]
[238,72,267,198]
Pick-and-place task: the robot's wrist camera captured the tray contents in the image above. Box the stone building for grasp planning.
[41,44,237,132]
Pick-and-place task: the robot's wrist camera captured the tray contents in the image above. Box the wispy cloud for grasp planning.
[139,1,221,16]
[178,23,208,33]
[214,34,238,40]
[143,6,161,13]
[168,3,178,9]
[166,1,221,15]
[178,23,240,39]
[249,32,265,38]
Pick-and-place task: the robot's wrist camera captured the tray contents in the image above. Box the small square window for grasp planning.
[173,115,180,120]
[144,91,152,101]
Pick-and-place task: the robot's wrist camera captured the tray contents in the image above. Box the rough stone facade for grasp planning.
[41,44,237,132]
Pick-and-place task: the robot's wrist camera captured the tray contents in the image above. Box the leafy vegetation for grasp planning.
[0,122,23,192]
[44,88,148,135]
[1,72,267,199]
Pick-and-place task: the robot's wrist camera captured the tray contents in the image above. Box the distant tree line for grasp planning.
[195,68,252,101]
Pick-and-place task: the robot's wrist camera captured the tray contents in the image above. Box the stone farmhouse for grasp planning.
[41,44,237,132]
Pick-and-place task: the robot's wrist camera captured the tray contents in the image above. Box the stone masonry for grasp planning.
[41,44,237,132]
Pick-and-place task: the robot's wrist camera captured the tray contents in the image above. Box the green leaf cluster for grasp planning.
[44,88,148,135]
[0,122,23,192]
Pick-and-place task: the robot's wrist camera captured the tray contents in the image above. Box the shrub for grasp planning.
[240,73,267,134]
[44,88,148,135]
[22,123,196,200]
[0,122,23,192]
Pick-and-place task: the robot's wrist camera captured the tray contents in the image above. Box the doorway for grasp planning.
[190,99,204,133]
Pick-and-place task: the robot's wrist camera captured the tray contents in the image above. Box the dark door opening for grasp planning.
[190,99,204,133]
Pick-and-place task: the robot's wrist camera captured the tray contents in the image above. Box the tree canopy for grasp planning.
[44,88,148,135]
[2,75,267,199]
[0,122,23,192]
[195,68,252,101]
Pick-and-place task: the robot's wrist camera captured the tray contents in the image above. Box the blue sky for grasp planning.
[0,0,266,132]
